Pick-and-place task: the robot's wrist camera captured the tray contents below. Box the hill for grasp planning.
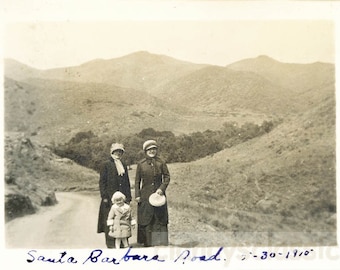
[4,75,268,144]
[4,132,99,222]
[4,76,186,140]
[167,91,336,246]
[4,51,207,94]
[5,52,334,132]
[153,57,335,115]
[4,58,43,81]
[228,55,335,94]
[152,65,294,115]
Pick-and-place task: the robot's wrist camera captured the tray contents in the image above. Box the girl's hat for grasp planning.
[143,140,158,151]
[111,191,126,202]
[149,192,166,207]
[110,143,125,153]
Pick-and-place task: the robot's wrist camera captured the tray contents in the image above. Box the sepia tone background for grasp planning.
[1,4,339,269]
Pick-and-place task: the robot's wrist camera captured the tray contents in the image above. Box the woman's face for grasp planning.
[146,147,157,158]
[112,149,124,158]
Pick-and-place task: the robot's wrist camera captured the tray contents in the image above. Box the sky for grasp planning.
[3,20,335,69]
[1,1,338,69]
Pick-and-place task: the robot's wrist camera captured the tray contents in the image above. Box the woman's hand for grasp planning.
[135,197,141,203]
[156,189,163,195]
[103,198,110,207]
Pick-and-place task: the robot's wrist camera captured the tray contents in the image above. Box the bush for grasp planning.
[70,131,95,144]
[51,120,278,172]
[5,194,36,222]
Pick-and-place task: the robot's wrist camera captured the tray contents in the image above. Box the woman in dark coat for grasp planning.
[135,140,170,247]
[97,143,132,248]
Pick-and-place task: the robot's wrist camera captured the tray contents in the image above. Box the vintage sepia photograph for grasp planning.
[1,1,339,269]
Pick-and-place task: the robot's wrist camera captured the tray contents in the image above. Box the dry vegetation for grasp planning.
[167,94,336,246]
[3,52,336,246]
[4,133,99,222]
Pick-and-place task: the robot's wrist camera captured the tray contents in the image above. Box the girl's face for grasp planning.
[114,197,124,206]
[146,147,157,158]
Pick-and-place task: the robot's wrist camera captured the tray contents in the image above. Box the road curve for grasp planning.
[5,192,137,249]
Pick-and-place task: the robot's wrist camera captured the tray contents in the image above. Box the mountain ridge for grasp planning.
[227,55,335,93]
[4,51,335,143]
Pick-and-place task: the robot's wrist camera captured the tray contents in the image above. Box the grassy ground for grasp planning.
[165,96,336,246]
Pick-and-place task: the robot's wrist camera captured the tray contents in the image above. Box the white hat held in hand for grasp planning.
[149,192,166,207]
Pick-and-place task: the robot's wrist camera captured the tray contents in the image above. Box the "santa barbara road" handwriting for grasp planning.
[26,247,225,265]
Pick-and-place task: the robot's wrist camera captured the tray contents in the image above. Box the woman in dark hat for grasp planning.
[135,140,170,247]
[97,143,132,248]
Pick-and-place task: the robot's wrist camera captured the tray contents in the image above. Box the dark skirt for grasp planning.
[138,215,168,247]
[97,200,110,233]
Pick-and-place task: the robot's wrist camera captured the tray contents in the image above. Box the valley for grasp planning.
[3,51,336,247]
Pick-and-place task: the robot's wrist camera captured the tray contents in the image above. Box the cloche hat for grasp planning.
[110,143,125,153]
[111,191,126,203]
[143,140,158,151]
[149,192,166,207]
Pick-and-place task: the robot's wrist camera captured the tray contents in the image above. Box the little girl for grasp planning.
[107,191,135,249]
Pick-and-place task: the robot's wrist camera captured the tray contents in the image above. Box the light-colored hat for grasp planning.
[110,143,125,153]
[111,191,126,203]
[149,192,166,207]
[143,140,158,151]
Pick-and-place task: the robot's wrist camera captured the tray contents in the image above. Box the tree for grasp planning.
[70,131,96,144]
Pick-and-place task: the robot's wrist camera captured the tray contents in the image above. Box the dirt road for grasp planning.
[5,191,217,249]
[5,190,331,249]
[5,192,138,249]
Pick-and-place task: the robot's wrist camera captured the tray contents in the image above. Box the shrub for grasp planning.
[51,120,278,171]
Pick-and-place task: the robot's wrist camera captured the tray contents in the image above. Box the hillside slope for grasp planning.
[4,76,185,143]
[4,132,99,222]
[5,53,334,124]
[167,91,336,246]
[4,58,43,81]
[228,55,334,94]
[154,59,335,115]
[153,65,294,115]
[5,51,207,94]
[5,76,263,144]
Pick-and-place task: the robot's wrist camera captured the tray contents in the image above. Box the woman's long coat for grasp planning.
[135,156,170,226]
[97,158,132,233]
